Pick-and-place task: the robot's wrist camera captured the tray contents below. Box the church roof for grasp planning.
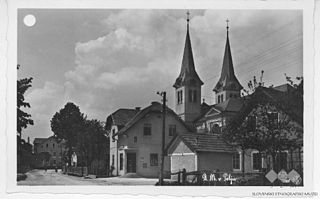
[213,26,243,92]
[174,133,236,153]
[214,98,244,112]
[173,20,203,88]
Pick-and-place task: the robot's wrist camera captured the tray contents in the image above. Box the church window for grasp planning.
[189,90,197,103]
[193,90,197,102]
[143,123,152,136]
[177,90,183,104]
[218,95,221,103]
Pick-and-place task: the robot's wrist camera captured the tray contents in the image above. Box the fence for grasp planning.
[62,166,88,177]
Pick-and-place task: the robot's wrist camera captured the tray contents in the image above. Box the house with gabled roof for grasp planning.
[167,133,236,175]
[106,102,191,177]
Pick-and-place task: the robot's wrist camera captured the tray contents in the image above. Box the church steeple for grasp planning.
[173,11,203,125]
[213,20,243,103]
[173,11,203,89]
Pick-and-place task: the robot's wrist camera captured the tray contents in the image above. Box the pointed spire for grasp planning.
[213,20,243,92]
[173,11,203,88]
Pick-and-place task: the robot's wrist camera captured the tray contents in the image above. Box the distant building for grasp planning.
[33,136,66,168]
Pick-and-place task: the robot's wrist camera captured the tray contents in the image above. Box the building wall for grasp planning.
[109,125,119,176]
[175,85,202,123]
[197,151,233,172]
[34,138,66,168]
[116,112,189,178]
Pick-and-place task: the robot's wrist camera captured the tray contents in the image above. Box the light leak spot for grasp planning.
[23,14,36,27]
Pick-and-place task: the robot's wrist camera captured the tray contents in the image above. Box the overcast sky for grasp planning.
[18,9,302,142]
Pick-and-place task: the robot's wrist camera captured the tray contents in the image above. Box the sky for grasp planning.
[17,9,303,142]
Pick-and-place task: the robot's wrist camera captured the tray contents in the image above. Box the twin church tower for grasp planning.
[173,13,243,125]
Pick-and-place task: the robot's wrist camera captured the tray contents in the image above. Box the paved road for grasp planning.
[18,169,158,186]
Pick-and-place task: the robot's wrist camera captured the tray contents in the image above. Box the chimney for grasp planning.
[135,107,141,111]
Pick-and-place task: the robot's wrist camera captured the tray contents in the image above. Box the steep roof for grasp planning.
[33,138,47,145]
[213,27,243,92]
[173,21,203,88]
[174,133,236,153]
[234,86,303,126]
[214,98,244,112]
[110,108,139,127]
[115,102,192,137]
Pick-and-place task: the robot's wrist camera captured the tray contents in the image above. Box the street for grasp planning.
[17,169,158,185]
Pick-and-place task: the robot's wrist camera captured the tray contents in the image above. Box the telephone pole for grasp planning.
[157,91,166,185]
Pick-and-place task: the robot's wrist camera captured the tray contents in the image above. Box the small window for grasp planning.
[53,152,56,156]
[112,129,116,142]
[177,90,183,104]
[143,123,152,136]
[120,154,123,170]
[221,94,223,102]
[252,152,262,171]
[247,116,256,131]
[189,89,193,102]
[268,112,278,129]
[53,143,55,148]
[134,136,137,143]
[218,95,221,103]
[112,155,115,166]
[150,153,158,166]
[169,125,176,136]
[41,145,43,148]
[53,160,56,164]
[46,144,48,148]
[232,152,241,170]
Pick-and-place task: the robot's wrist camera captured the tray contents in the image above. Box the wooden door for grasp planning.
[126,153,136,173]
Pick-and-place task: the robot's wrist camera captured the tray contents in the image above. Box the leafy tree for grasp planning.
[223,75,303,173]
[51,102,85,165]
[17,65,34,138]
[77,119,108,168]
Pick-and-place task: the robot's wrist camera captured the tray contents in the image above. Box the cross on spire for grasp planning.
[226,19,230,31]
[186,10,190,23]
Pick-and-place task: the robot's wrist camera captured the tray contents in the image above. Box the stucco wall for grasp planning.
[115,111,189,178]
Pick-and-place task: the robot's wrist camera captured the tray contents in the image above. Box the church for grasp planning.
[106,13,303,178]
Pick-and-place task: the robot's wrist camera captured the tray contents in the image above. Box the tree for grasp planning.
[51,102,85,165]
[77,119,108,170]
[223,75,303,173]
[17,65,34,138]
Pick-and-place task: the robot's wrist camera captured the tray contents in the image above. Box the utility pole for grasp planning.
[157,91,166,185]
